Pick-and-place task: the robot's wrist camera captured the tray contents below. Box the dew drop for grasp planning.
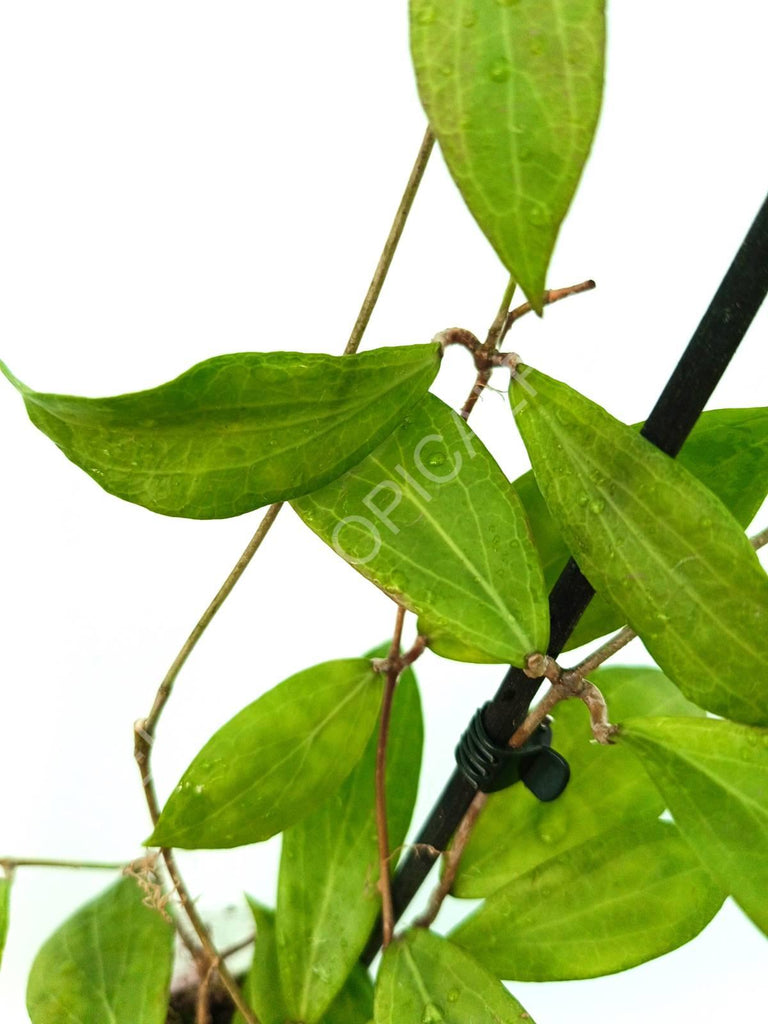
[527,202,548,226]
[518,146,533,163]
[427,451,447,467]
[447,989,460,1003]
[415,3,437,25]
[578,494,590,507]
[421,1003,444,1023]
[529,35,546,56]
[589,499,605,514]
[699,516,713,529]
[488,58,512,83]
[440,64,453,77]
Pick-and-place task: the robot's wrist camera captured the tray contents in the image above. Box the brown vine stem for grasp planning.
[412,789,488,930]
[751,524,768,551]
[375,604,407,948]
[504,278,596,331]
[344,127,434,355]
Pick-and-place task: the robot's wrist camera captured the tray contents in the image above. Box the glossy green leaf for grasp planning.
[322,964,374,1024]
[620,716,768,936]
[513,406,768,650]
[410,0,605,310]
[450,819,725,981]
[235,901,374,1024]
[0,874,10,967]
[454,665,704,898]
[511,366,768,725]
[277,651,423,1023]
[294,393,549,666]
[374,927,533,1024]
[0,344,440,518]
[150,659,382,849]
[26,876,173,1024]
[233,900,289,1024]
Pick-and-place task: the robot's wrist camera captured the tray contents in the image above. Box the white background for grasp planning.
[1,2,766,1021]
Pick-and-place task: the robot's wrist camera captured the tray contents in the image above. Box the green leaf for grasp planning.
[321,964,374,1024]
[454,665,704,898]
[294,393,549,666]
[410,0,605,310]
[450,819,725,981]
[0,874,10,967]
[149,659,383,849]
[511,366,768,725]
[277,650,423,1023]
[620,716,768,936]
[233,900,289,1024]
[374,927,533,1024]
[26,876,173,1024]
[0,344,440,518]
[513,406,768,650]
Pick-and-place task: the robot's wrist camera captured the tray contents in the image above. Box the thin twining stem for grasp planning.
[504,278,595,330]
[460,276,517,420]
[132,127,437,1015]
[344,128,434,355]
[412,789,488,930]
[0,856,126,873]
[375,605,407,949]
[751,524,768,551]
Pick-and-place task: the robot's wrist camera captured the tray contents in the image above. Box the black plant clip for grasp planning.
[455,702,570,802]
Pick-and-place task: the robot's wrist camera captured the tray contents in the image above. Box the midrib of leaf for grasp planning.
[401,944,441,1014]
[542,403,763,666]
[89,911,119,1024]
[296,780,368,1017]
[551,0,580,201]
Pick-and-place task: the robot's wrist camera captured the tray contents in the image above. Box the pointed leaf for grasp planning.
[0,344,440,518]
[26,876,173,1024]
[450,819,725,981]
[294,393,549,666]
[511,366,768,725]
[277,651,423,1023]
[410,0,605,309]
[150,659,383,849]
[374,927,533,1024]
[513,406,768,650]
[620,716,768,936]
[454,665,704,897]
[0,874,10,967]
[233,900,289,1024]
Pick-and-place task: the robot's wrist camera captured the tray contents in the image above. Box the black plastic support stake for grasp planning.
[360,191,768,967]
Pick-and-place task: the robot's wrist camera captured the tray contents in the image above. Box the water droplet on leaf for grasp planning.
[589,499,605,514]
[488,58,512,83]
[421,1003,444,1023]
